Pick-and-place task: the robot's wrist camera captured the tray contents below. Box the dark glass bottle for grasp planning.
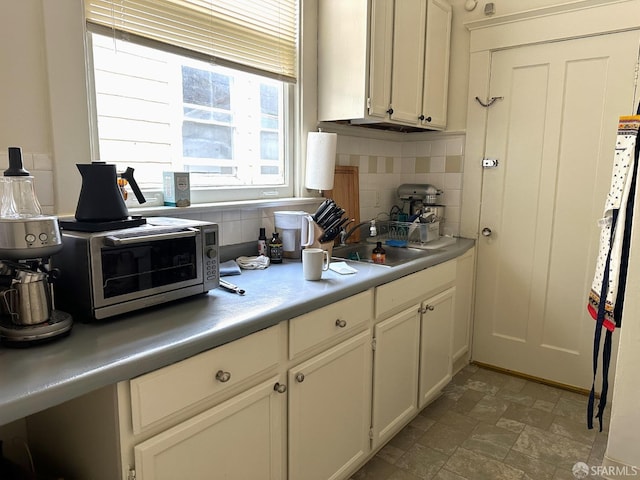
[258,227,268,256]
[372,241,386,264]
[268,232,283,263]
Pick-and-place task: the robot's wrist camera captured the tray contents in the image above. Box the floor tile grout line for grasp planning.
[352,365,608,480]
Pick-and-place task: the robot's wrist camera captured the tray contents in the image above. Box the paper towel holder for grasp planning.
[305,130,337,193]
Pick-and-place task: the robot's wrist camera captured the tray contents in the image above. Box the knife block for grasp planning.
[305,221,334,258]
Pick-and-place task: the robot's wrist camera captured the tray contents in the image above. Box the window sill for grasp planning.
[129,196,323,217]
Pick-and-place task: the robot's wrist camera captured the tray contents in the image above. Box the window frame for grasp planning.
[84,19,296,204]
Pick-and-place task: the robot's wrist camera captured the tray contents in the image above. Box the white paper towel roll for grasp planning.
[305,132,337,191]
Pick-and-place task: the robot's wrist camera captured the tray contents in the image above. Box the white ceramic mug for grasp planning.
[300,215,317,247]
[302,248,330,280]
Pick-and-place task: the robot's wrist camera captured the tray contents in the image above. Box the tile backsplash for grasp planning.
[335,133,465,237]
[3,133,465,246]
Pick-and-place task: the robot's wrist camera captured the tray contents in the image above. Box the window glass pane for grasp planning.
[182,67,231,109]
[261,131,279,161]
[89,32,289,194]
[182,123,233,159]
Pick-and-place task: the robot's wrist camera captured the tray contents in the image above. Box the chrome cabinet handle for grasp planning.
[482,227,492,237]
[421,305,435,313]
[295,373,305,383]
[335,318,347,328]
[215,370,231,383]
[274,382,287,393]
[386,107,394,115]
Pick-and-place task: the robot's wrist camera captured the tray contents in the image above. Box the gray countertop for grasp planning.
[0,238,474,426]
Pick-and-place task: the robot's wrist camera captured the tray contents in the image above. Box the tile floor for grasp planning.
[351,364,610,480]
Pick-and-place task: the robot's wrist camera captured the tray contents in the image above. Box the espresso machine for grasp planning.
[0,147,72,344]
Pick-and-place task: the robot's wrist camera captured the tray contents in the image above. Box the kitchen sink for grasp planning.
[332,243,432,267]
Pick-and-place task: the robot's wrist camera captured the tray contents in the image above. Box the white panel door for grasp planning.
[420,0,452,129]
[368,0,394,119]
[288,331,372,480]
[389,0,426,124]
[473,30,640,389]
[419,287,455,408]
[371,305,420,448]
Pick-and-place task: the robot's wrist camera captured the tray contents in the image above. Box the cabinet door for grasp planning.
[371,305,420,448]
[289,331,372,480]
[134,376,286,480]
[419,287,455,409]
[420,0,452,129]
[453,248,475,366]
[388,0,427,125]
[368,0,394,119]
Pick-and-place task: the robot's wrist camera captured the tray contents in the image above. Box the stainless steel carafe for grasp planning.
[0,273,52,325]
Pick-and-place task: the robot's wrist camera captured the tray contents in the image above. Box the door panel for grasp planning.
[372,306,420,447]
[473,30,640,389]
[288,331,372,480]
[389,0,426,124]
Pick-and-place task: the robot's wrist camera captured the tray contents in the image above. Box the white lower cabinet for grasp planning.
[24,324,286,480]
[134,375,286,480]
[371,305,420,448]
[23,251,474,480]
[418,287,455,408]
[452,247,475,369]
[288,330,373,480]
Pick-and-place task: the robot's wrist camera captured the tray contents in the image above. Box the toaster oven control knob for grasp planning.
[206,248,217,259]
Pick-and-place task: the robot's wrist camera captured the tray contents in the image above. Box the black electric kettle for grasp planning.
[75,162,146,222]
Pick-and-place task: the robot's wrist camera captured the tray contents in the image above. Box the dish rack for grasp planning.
[372,220,440,247]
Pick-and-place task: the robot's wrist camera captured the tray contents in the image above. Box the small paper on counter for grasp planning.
[329,261,358,275]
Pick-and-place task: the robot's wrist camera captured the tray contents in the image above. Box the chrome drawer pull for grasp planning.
[215,370,231,383]
[295,373,305,383]
[335,318,347,328]
[274,382,287,393]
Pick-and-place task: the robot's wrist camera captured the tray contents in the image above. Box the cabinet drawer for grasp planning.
[376,260,455,319]
[289,290,373,359]
[130,325,280,434]
[134,375,285,480]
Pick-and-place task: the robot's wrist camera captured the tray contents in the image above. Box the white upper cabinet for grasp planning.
[387,0,427,125]
[421,0,452,129]
[318,0,452,131]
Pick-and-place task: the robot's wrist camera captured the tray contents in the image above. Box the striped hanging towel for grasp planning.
[586,113,640,431]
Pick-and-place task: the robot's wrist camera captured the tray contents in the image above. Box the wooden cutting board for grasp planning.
[323,165,360,242]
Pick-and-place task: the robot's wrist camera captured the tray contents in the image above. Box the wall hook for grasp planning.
[475,96,503,107]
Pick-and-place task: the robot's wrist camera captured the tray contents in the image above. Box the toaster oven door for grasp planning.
[90,227,204,308]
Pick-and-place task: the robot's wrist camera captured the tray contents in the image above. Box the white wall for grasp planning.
[606,189,640,475]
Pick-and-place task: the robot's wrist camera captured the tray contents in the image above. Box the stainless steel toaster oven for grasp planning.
[52,217,219,320]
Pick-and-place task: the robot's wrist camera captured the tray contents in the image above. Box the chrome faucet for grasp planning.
[339,219,377,246]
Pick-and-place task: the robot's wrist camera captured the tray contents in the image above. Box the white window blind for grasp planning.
[85,0,298,82]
